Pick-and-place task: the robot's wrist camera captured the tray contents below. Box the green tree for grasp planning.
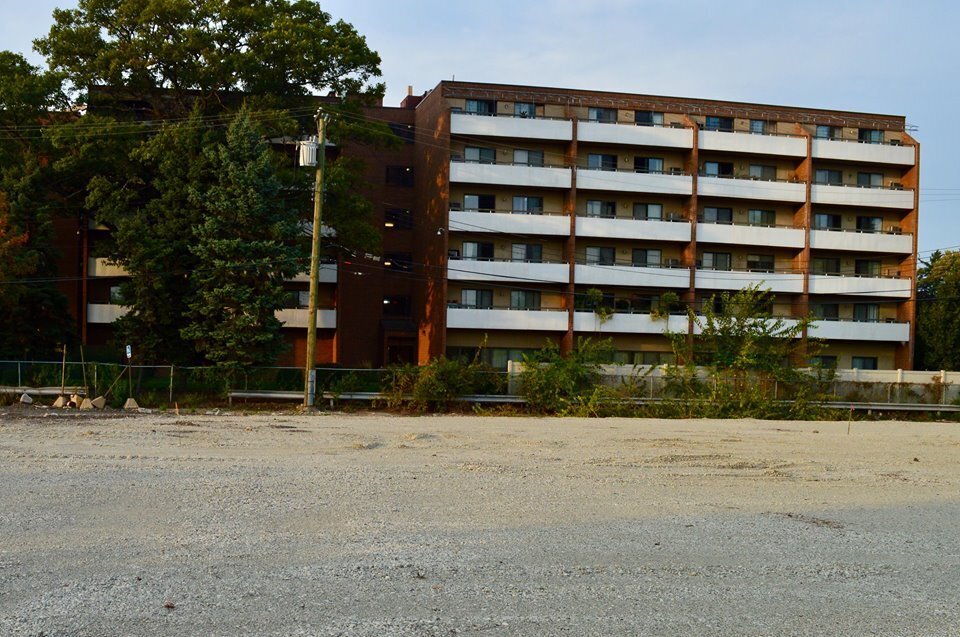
[916,250,960,370]
[179,108,302,372]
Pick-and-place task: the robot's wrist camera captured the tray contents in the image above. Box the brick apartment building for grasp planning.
[60,81,920,370]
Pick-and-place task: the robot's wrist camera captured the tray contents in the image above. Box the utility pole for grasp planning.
[303,110,326,408]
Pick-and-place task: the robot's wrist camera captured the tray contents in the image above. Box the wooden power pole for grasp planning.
[303,112,326,408]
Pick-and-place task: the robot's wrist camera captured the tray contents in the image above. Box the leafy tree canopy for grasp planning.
[916,250,960,370]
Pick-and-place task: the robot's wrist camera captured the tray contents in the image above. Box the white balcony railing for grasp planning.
[450,210,570,236]
[87,258,129,277]
[811,138,916,166]
[696,222,805,249]
[577,121,693,148]
[811,184,915,209]
[697,176,806,203]
[574,264,690,289]
[276,308,337,329]
[809,229,913,254]
[450,161,572,189]
[86,303,130,324]
[448,259,570,284]
[808,274,911,298]
[699,130,807,157]
[575,216,691,242]
[808,319,910,342]
[447,307,568,331]
[575,168,693,195]
[451,112,573,141]
[573,311,688,334]
[695,269,804,294]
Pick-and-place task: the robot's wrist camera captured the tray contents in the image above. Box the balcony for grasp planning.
[574,263,690,289]
[575,168,693,195]
[699,130,807,157]
[449,209,570,236]
[276,308,337,329]
[87,258,129,277]
[288,262,338,284]
[697,175,806,203]
[811,138,916,166]
[810,183,914,209]
[696,222,805,249]
[808,274,910,298]
[447,306,568,331]
[450,160,571,189]
[809,228,913,254]
[450,112,573,141]
[808,319,911,342]
[448,259,570,284]
[87,303,130,324]
[577,121,693,148]
[574,311,688,334]
[575,216,691,242]
[695,269,804,294]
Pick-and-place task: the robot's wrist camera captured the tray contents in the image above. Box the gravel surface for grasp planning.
[1,409,958,636]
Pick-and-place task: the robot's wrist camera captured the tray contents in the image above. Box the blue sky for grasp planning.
[3,0,957,256]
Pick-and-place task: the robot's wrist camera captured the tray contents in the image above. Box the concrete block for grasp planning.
[123,398,139,411]
[90,396,106,409]
[52,395,66,408]
[80,398,94,410]
[19,393,33,405]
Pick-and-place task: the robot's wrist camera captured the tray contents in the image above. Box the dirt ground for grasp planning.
[1,409,958,636]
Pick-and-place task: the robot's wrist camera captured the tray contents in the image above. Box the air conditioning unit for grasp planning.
[448,249,460,259]
[666,258,681,268]
[887,225,902,234]
[889,139,902,146]
[670,122,685,129]
[451,153,463,162]
[890,182,904,190]
[669,167,684,175]
[449,202,462,211]
[667,212,682,221]
[885,318,898,324]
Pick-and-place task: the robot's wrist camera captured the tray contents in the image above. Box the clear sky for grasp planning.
[2,0,957,256]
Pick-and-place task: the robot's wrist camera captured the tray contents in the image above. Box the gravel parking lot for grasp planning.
[1,410,958,636]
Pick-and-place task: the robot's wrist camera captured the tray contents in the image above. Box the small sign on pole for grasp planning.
[126,344,132,360]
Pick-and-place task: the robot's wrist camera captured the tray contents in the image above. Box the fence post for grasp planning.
[17,362,21,388]
[774,379,778,401]
[169,365,174,404]
[93,363,97,396]
[942,370,947,405]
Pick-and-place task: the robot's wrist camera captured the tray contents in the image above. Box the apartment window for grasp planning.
[749,164,777,181]
[383,252,412,272]
[385,165,414,186]
[810,355,838,368]
[460,289,493,309]
[383,295,412,316]
[632,248,661,267]
[513,149,544,167]
[858,128,884,144]
[514,102,537,118]
[586,200,617,218]
[857,172,883,188]
[109,285,123,304]
[812,257,841,275]
[465,99,495,115]
[855,259,881,277]
[748,209,776,226]
[700,252,732,270]
[588,153,618,171]
[853,303,880,322]
[284,290,309,309]
[856,216,883,233]
[588,107,617,123]
[704,116,734,131]
[510,290,541,310]
[746,254,775,273]
[813,303,840,319]
[703,161,734,177]
[464,194,496,211]
[814,169,842,185]
[511,243,543,263]
[384,208,412,230]
[634,157,664,173]
[462,241,494,261]
[749,119,767,134]
[388,122,415,144]
[465,146,496,164]
[852,356,878,370]
[635,110,664,126]
[633,203,663,221]
[815,125,840,139]
[512,195,543,214]
[586,246,616,265]
[701,207,733,223]
[813,213,842,230]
